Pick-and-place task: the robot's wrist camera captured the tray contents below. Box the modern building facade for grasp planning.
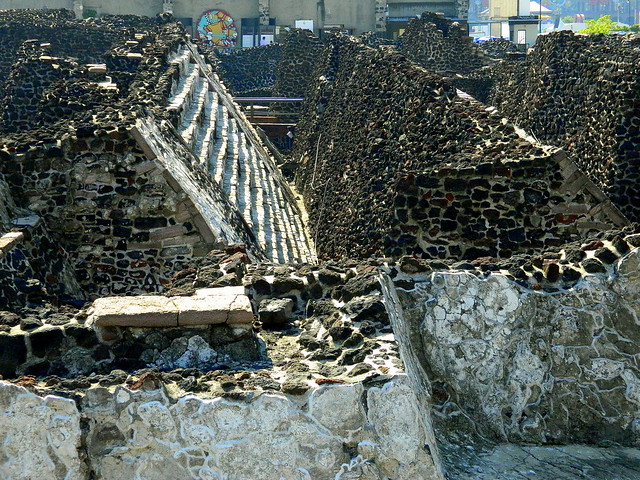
[0,0,465,47]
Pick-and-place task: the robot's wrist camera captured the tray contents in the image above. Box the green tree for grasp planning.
[578,15,618,34]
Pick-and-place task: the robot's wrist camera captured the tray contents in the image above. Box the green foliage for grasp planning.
[83,8,98,18]
[578,15,618,34]
[561,15,574,23]
[619,24,640,32]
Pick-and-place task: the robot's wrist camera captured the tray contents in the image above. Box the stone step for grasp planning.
[192,92,219,169]
[167,62,201,125]
[222,119,240,208]
[209,103,229,186]
[88,286,253,328]
[177,77,210,150]
[172,46,317,264]
[168,46,191,74]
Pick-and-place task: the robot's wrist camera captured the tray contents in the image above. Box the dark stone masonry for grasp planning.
[216,43,281,96]
[397,12,489,74]
[479,31,640,222]
[292,34,626,261]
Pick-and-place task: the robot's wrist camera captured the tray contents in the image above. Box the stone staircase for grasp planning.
[166,47,316,264]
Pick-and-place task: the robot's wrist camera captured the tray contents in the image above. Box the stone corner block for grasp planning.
[174,295,231,326]
[227,295,254,324]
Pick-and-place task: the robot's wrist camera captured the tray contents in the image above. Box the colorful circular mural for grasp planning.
[197,10,238,48]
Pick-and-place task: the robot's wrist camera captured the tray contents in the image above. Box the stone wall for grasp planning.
[293,35,626,261]
[216,43,281,95]
[388,151,626,259]
[0,41,85,132]
[477,37,520,59]
[0,218,82,312]
[0,15,185,134]
[484,31,640,222]
[397,13,488,74]
[0,9,149,88]
[390,238,640,459]
[0,374,441,480]
[0,253,444,480]
[273,28,324,99]
[0,14,275,296]
[0,119,257,297]
[4,233,640,478]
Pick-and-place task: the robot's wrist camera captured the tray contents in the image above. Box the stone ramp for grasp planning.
[167,46,316,264]
[88,286,253,327]
[450,444,640,480]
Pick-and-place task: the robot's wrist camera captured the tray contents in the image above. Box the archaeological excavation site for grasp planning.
[2,6,640,480]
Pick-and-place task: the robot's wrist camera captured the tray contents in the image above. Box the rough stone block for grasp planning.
[258,298,294,326]
[228,295,255,324]
[0,231,24,253]
[174,295,236,326]
[90,296,179,327]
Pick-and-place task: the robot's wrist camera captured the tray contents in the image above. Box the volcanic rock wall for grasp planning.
[0,12,316,298]
[478,37,520,59]
[293,35,626,261]
[485,31,640,223]
[0,9,149,88]
[0,116,261,298]
[389,150,627,259]
[397,13,488,74]
[0,41,85,132]
[0,217,82,312]
[216,43,281,95]
[273,28,324,99]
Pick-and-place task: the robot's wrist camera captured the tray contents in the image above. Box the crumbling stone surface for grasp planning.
[0,219,83,310]
[293,34,624,261]
[216,43,281,95]
[0,381,86,480]
[483,31,640,222]
[0,9,145,88]
[273,28,324,99]
[0,18,262,299]
[0,374,441,480]
[477,37,520,59]
[397,13,488,74]
[387,153,625,259]
[394,244,640,448]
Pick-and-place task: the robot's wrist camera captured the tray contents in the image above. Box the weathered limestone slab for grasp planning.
[90,296,179,327]
[89,287,253,327]
[174,293,252,326]
[226,294,254,324]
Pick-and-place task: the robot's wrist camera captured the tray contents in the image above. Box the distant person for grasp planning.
[285,127,294,149]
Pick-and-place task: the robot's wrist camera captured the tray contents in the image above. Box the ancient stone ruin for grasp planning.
[1,8,640,480]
